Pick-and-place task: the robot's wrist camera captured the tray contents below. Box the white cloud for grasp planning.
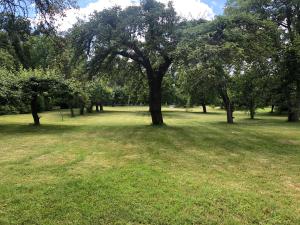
[56,0,215,31]
[159,0,214,20]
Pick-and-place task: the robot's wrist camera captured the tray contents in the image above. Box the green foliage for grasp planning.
[63,78,88,109]
[232,64,271,118]
[87,79,112,106]
[0,67,21,114]
[72,0,179,74]
[0,0,76,31]
[19,69,65,112]
[225,0,300,121]
[0,48,16,70]
[0,16,32,69]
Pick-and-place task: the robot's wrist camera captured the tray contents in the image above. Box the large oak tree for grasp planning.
[72,0,180,125]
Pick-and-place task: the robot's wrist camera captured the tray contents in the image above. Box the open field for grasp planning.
[0,107,299,224]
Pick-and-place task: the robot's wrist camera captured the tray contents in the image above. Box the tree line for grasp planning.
[0,0,299,125]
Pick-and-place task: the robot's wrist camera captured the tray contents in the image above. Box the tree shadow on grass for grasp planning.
[1,121,299,160]
[186,111,223,115]
[0,123,81,135]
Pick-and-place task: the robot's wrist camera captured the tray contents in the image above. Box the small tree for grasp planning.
[20,70,63,125]
[63,78,88,117]
[87,79,111,112]
[177,66,217,113]
[232,66,270,119]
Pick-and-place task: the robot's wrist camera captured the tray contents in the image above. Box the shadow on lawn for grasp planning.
[0,120,299,158]
[0,123,80,135]
[186,111,223,115]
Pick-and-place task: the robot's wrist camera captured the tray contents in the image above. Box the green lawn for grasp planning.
[0,107,299,225]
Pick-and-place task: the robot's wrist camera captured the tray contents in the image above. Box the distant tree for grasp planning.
[64,78,88,117]
[178,66,217,113]
[72,0,180,125]
[226,0,300,121]
[178,17,240,123]
[178,13,276,123]
[232,65,271,119]
[87,79,111,112]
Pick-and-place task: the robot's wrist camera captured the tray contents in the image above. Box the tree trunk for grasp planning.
[288,81,300,122]
[287,88,300,122]
[250,108,255,119]
[148,75,163,125]
[80,106,85,115]
[271,105,275,113]
[249,101,255,119]
[70,107,75,117]
[87,105,93,113]
[31,95,40,126]
[201,103,207,113]
[96,104,99,112]
[220,90,234,124]
[286,47,300,122]
[100,103,103,111]
[288,110,298,122]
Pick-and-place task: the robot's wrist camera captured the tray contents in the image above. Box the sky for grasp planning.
[56,0,227,31]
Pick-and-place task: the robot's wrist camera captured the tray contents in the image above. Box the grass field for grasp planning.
[0,107,299,225]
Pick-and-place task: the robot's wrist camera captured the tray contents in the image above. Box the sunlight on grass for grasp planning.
[0,107,299,224]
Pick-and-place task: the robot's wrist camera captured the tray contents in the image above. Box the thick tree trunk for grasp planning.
[288,110,299,121]
[96,104,99,112]
[201,103,207,113]
[220,90,234,124]
[226,106,234,124]
[148,76,163,125]
[286,47,300,122]
[31,95,40,126]
[288,81,300,122]
[100,103,103,111]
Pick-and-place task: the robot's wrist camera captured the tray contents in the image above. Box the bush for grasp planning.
[0,105,18,115]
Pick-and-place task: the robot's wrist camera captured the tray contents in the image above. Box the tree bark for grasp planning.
[70,107,75,117]
[31,95,40,125]
[220,90,234,124]
[80,106,85,115]
[96,104,99,112]
[87,105,93,113]
[100,103,103,111]
[288,81,300,122]
[148,75,163,125]
[271,105,275,113]
[285,40,300,121]
[250,108,255,119]
[201,103,207,113]
[249,101,255,119]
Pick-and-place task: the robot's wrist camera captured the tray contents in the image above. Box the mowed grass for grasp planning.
[0,107,299,225]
